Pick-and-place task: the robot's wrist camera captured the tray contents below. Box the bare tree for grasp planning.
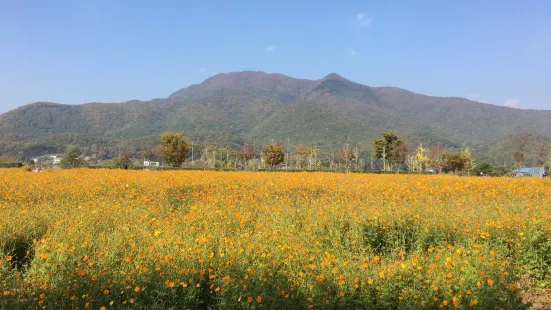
[428,143,444,173]
[338,141,355,173]
[353,147,360,171]
[405,154,418,173]
[295,144,312,170]
[511,131,532,170]
[308,144,321,170]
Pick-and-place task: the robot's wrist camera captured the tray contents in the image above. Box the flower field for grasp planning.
[1,169,550,309]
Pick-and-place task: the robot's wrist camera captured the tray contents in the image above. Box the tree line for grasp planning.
[101,131,511,175]
[5,130,550,175]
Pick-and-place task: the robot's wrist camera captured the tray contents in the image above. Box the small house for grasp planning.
[513,167,545,177]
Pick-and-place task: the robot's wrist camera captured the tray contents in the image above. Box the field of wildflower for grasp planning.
[1,169,550,309]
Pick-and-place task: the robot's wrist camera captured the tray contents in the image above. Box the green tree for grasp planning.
[473,162,493,176]
[372,132,408,171]
[60,145,81,168]
[442,152,468,173]
[160,132,190,167]
[262,143,285,169]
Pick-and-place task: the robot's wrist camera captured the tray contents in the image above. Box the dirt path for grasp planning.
[523,289,551,309]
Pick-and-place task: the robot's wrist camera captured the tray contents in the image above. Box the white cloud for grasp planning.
[265,46,276,53]
[504,98,520,108]
[356,12,373,26]
[345,47,358,57]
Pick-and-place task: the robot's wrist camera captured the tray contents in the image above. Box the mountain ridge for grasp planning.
[0,71,549,163]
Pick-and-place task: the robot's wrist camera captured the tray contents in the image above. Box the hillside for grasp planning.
[1,71,550,162]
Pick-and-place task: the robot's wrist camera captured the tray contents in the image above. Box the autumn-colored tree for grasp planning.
[295,144,312,170]
[428,143,445,173]
[262,143,285,169]
[463,147,476,175]
[160,132,190,167]
[372,132,408,171]
[239,140,256,161]
[237,140,257,170]
[415,144,429,171]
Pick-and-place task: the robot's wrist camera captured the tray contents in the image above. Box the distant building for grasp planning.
[143,161,160,168]
[513,167,545,177]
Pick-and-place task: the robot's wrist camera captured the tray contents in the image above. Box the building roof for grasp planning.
[519,167,545,176]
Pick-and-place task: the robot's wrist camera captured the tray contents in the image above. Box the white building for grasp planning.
[143,161,160,168]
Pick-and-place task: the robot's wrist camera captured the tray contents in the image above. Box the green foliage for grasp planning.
[60,145,81,168]
[441,152,469,173]
[0,163,23,168]
[160,132,190,167]
[372,132,408,170]
[474,162,494,175]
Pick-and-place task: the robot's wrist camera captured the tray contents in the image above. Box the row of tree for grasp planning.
[20,130,550,175]
[146,131,486,174]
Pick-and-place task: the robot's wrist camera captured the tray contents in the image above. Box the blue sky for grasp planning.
[1,0,550,113]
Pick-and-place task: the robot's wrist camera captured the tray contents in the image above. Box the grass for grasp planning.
[1,169,550,309]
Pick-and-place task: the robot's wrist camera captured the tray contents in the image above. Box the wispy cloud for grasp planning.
[265,46,276,53]
[356,12,373,26]
[504,98,520,109]
[345,47,358,57]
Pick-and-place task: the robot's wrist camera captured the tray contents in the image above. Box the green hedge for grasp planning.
[0,162,23,168]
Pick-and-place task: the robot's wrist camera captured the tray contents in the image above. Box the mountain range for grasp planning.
[1,71,550,163]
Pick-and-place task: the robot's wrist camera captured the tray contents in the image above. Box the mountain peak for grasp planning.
[322,73,346,80]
